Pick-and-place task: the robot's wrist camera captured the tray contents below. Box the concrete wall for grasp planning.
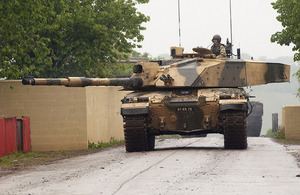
[282,105,300,140]
[86,86,128,143]
[0,80,129,151]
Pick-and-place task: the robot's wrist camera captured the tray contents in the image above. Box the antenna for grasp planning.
[178,0,182,47]
[229,0,233,47]
[229,0,241,59]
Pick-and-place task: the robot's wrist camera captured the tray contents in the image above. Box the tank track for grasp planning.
[123,115,155,152]
[220,110,247,149]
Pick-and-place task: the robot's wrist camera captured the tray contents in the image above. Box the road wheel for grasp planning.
[220,110,247,149]
[123,115,155,152]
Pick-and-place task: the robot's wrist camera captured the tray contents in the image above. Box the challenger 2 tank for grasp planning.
[22,47,290,152]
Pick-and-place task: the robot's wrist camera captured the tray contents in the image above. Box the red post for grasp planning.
[5,117,18,155]
[22,117,31,153]
[0,118,6,157]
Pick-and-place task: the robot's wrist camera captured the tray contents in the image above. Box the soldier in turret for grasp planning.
[211,34,227,58]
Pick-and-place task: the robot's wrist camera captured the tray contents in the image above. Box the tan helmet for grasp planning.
[212,34,221,42]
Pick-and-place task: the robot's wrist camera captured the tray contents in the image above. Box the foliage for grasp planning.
[157,134,182,139]
[274,131,286,140]
[0,0,149,79]
[0,152,39,167]
[266,129,274,137]
[88,140,124,150]
[271,0,300,98]
[106,63,134,77]
[296,70,300,98]
[131,50,151,58]
[271,0,300,61]
[266,128,285,140]
[131,50,165,61]
[106,50,166,77]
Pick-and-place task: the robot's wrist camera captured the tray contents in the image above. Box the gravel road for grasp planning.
[1,136,300,195]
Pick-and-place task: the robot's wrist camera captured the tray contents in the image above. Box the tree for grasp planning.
[0,0,149,79]
[271,0,300,61]
[271,0,300,98]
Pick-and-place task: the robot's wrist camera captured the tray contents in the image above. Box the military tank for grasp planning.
[22,47,290,152]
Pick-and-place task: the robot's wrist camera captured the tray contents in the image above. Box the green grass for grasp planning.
[88,140,125,150]
[0,152,40,167]
[266,128,286,140]
[274,131,286,140]
[266,128,300,145]
[266,129,274,136]
[0,140,125,169]
[157,134,182,139]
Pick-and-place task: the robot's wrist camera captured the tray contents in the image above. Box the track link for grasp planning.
[123,115,155,152]
[220,110,247,149]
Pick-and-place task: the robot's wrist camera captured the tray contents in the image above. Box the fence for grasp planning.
[0,117,31,157]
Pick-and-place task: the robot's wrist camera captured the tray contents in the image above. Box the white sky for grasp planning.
[136,0,295,59]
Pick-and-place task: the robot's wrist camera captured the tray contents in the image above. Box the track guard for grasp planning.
[121,107,149,116]
[219,100,248,112]
[121,102,149,116]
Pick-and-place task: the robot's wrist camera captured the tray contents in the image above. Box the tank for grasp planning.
[247,101,264,137]
[22,47,290,152]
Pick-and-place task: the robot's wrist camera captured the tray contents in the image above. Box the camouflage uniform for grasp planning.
[211,43,227,58]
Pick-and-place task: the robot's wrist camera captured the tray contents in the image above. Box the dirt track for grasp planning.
[1,136,300,194]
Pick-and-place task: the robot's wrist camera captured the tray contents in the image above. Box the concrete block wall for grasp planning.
[0,80,129,151]
[282,105,300,140]
[0,81,87,151]
[86,87,128,143]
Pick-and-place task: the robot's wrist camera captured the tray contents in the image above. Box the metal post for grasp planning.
[178,0,182,47]
[272,113,278,133]
[229,0,233,46]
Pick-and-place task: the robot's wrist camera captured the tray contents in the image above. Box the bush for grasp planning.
[266,126,286,140]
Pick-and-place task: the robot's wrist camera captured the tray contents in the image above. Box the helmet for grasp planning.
[212,34,221,42]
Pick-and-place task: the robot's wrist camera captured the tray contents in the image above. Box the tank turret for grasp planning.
[23,54,290,90]
[131,58,290,88]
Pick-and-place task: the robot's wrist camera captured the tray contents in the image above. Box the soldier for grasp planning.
[211,34,227,58]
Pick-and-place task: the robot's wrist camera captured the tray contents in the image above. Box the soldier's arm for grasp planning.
[217,45,227,58]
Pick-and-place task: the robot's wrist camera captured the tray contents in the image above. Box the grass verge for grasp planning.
[156,134,182,139]
[0,140,124,177]
[266,129,300,145]
[266,128,285,139]
[88,140,124,150]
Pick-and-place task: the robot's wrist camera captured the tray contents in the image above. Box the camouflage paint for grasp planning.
[265,63,289,83]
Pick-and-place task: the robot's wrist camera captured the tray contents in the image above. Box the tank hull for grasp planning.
[121,88,248,135]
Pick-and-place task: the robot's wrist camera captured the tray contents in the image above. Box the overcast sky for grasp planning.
[136,0,295,59]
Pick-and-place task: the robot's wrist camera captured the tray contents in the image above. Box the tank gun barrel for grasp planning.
[22,77,143,89]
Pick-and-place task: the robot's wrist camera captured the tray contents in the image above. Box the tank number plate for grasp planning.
[176,107,193,112]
